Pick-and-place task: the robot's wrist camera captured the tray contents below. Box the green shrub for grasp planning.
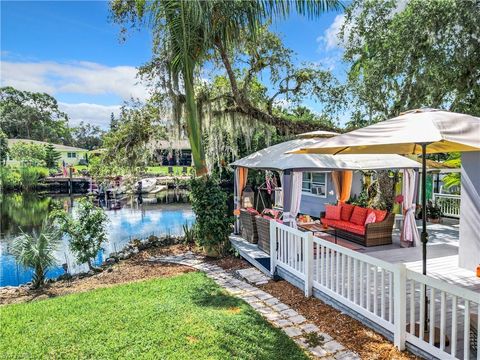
[0,166,21,190]
[182,222,195,245]
[189,175,232,256]
[53,198,108,270]
[32,166,49,179]
[19,166,40,190]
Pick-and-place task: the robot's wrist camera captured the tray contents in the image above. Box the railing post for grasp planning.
[394,263,407,350]
[304,232,314,297]
[269,220,277,276]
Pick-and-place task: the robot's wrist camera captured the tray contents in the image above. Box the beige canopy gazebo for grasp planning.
[231,136,420,231]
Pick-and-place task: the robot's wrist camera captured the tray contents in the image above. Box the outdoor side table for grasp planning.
[298,223,337,244]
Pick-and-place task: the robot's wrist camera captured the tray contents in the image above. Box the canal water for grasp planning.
[0,191,195,287]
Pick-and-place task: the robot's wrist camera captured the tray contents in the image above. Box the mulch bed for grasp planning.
[0,244,196,306]
[207,255,252,271]
[259,280,420,360]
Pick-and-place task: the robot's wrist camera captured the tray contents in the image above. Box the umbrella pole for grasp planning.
[421,143,430,335]
[421,143,428,276]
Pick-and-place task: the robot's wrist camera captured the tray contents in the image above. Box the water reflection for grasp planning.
[0,190,194,286]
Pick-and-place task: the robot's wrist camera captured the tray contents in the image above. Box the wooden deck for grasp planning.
[230,221,479,359]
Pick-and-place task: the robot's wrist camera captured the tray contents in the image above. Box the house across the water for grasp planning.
[6,139,88,166]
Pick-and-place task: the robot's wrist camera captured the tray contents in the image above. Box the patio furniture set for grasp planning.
[240,202,396,253]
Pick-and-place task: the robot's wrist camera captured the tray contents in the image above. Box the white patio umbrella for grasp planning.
[290,108,480,276]
[296,130,339,138]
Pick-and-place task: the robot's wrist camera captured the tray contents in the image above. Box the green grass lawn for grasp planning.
[146,166,192,176]
[0,272,307,360]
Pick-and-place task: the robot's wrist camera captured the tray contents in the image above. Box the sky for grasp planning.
[1,1,348,129]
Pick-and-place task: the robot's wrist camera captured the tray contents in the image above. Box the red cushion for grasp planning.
[246,208,259,215]
[325,205,342,220]
[339,222,365,235]
[373,209,387,222]
[321,218,365,235]
[340,204,355,221]
[350,206,368,225]
[321,218,342,227]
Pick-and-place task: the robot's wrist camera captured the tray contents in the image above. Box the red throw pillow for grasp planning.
[373,209,387,222]
[325,205,342,220]
[350,206,368,225]
[364,211,376,225]
[340,204,355,221]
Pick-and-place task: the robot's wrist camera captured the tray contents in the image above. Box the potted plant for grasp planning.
[427,201,443,223]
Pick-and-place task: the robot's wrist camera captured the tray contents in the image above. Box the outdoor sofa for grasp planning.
[320,204,395,247]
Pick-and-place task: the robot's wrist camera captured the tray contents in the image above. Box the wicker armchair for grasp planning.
[240,209,258,244]
[255,216,271,254]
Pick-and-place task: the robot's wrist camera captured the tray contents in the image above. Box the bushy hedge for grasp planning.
[189,175,233,256]
[0,166,49,191]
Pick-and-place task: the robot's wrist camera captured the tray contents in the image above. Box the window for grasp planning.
[302,172,327,197]
[67,152,77,158]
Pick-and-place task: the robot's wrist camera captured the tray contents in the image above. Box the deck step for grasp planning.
[229,234,272,278]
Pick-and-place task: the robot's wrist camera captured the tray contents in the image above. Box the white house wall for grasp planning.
[458,151,480,271]
[299,171,363,217]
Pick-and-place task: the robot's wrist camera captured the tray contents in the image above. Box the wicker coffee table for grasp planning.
[298,223,338,244]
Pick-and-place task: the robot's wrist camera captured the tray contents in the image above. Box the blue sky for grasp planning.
[1,1,347,128]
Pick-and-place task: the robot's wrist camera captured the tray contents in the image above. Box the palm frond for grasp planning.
[12,219,61,287]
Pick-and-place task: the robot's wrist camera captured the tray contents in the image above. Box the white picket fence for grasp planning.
[433,193,461,218]
[269,221,479,360]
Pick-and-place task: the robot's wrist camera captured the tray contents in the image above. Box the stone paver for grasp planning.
[150,253,358,359]
[236,267,270,285]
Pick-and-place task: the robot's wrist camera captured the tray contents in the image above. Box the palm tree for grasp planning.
[111,0,342,175]
[12,220,61,288]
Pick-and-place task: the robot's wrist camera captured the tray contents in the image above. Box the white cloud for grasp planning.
[317,14,347,51]
[0,60,149,101]
[317,1,410,53]
[59,102,121,129]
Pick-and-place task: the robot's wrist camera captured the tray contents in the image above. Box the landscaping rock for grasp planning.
[148,235,159,243]
[105,257,117,265]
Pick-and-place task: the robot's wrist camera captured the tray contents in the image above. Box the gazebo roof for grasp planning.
[231,138,421,171]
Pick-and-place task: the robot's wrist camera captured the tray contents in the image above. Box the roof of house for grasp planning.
[7,139,88,152]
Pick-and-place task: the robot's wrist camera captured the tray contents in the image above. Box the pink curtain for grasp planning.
[401,169,420,247]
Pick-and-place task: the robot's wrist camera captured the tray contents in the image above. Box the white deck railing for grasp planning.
[433,193,461,218]
[269,221,479,360]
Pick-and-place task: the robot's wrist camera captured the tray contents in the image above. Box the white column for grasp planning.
[269,220,277,276]
[304,232,314,297]
[393,263,407,350]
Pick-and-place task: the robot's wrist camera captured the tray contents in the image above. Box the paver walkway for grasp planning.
[149,252,359,360]
[236,267,270,285]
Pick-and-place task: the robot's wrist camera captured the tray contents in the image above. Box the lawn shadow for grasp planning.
[189,280,244,310]
[188,277,308,360]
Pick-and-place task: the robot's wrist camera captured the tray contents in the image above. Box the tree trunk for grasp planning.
[183,62,208,176]
[215,39,335,135]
